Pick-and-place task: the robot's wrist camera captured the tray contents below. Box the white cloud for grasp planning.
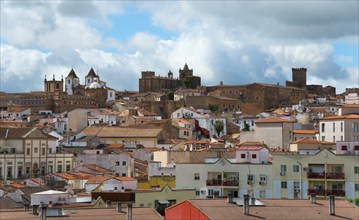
[0,1,358,94]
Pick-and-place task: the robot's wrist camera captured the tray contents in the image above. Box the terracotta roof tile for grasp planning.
[293,129,319,134]
[256,117,294,123]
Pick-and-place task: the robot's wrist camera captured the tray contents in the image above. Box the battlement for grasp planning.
[141,71,155,78]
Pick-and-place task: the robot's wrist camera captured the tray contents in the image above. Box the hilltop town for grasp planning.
[0,64,358,219]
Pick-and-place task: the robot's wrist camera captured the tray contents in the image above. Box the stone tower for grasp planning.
[65,68,80,95]
[44,74,64,95]
[292,68,307,89]
[179,63,193,80]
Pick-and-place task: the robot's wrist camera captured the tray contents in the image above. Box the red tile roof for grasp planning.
[321,114,359,120]
[256,117,294,123]
[293,129,319,134]
[237,146,266,151]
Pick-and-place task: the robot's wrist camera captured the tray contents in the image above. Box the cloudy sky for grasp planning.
[1,1,358,93]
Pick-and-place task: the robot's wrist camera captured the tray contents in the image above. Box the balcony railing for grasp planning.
[326,190,345,197]
[223,180,239,186]
[206,179,239,186]
[307,189,345,197]
[326,173,345,179]
[206,179,223,186]
[308,189,325,196]
[307,172,345,179]
[307,172,325,179]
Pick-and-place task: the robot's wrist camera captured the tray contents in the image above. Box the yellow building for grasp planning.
[0,127,74,180]
[134,184,195,215]
[272,148,359,199]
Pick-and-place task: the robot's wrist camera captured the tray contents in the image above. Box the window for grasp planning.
[241,154,246,158]
[259,175,266,183]
[34,147,38,153]
[342,145,347,151]
[333,122,335,132]
[57,165,62,173]
[333,136,336,142]
[194,173,200,180]
[280,165,287,172]
[294,182,300,189]
[247,174,254,182]
[42,148,46,155]
[26,167,30,174]
[66,165,70,172]
[353,122,359,132]
[355,146,359,151]
[116,161,120,166]
[26,148,30,155]
[122,161,126,166]
[321,123,325,132]
[355,166,359,174]
[341,136,343,141]
[293,165,299,172]
[322,136,325,141]
[355,184,359,191]
[122,173,126,177]
[208,189,214,196]
[252,154,257,159]
[281,181,287,189]
[195,190,200,196]
[259,190,266,198]
[48,148,52,154]
[341,122,343,132]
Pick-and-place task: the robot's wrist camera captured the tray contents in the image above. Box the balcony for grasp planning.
[326,173,345,179]
[223,180,239,186]
[206,179,239,186]
[307,189,325,196]
[307,189,345,197]
[307,172,325,179]
[206,179,223,186]
[326,190,345,197]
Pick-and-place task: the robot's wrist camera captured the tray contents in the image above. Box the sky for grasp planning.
[0,0,358,94]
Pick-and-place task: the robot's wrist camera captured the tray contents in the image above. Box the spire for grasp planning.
[67,68,79,78]
[183,63,189,70]
[44,75,47,82]
[53,74,55,80]
[86,67,97,77]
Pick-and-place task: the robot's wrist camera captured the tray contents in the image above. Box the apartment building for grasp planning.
[176,154,273,199]
[0,127,74,180]
[272,148,359,199]
[319,114,359,142]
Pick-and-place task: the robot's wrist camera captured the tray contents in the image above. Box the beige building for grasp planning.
[319,114,359,142]
[82,126,163,147]
[175,158,273,199]
[0,127,74,180]
[289,139,336,154]
[293,129,319,141]
[272,148,359,199]
[240,117,294,149]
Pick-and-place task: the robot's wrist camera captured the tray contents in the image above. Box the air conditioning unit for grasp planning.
[259,181,266,185]
[303,167,309,172]
[280,171,286,176]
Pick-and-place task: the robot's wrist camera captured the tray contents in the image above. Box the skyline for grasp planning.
[1,1,358,93]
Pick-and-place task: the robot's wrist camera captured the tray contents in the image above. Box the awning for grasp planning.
[158,200,169,204]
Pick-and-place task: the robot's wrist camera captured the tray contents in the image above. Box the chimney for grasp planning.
[32,205,39,215]
[310,193,316,204]
[329,195,335,215]
[39,203,47,220]
[243,194,249,215]
[106,200,111,208]
[126,204,133,220]
[227,192,233,204]
[117,203,122,212]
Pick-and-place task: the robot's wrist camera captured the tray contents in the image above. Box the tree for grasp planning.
[242,122,250,131]
[166,91,174,100]
[209,104,219,112]
[214,120,224,137]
